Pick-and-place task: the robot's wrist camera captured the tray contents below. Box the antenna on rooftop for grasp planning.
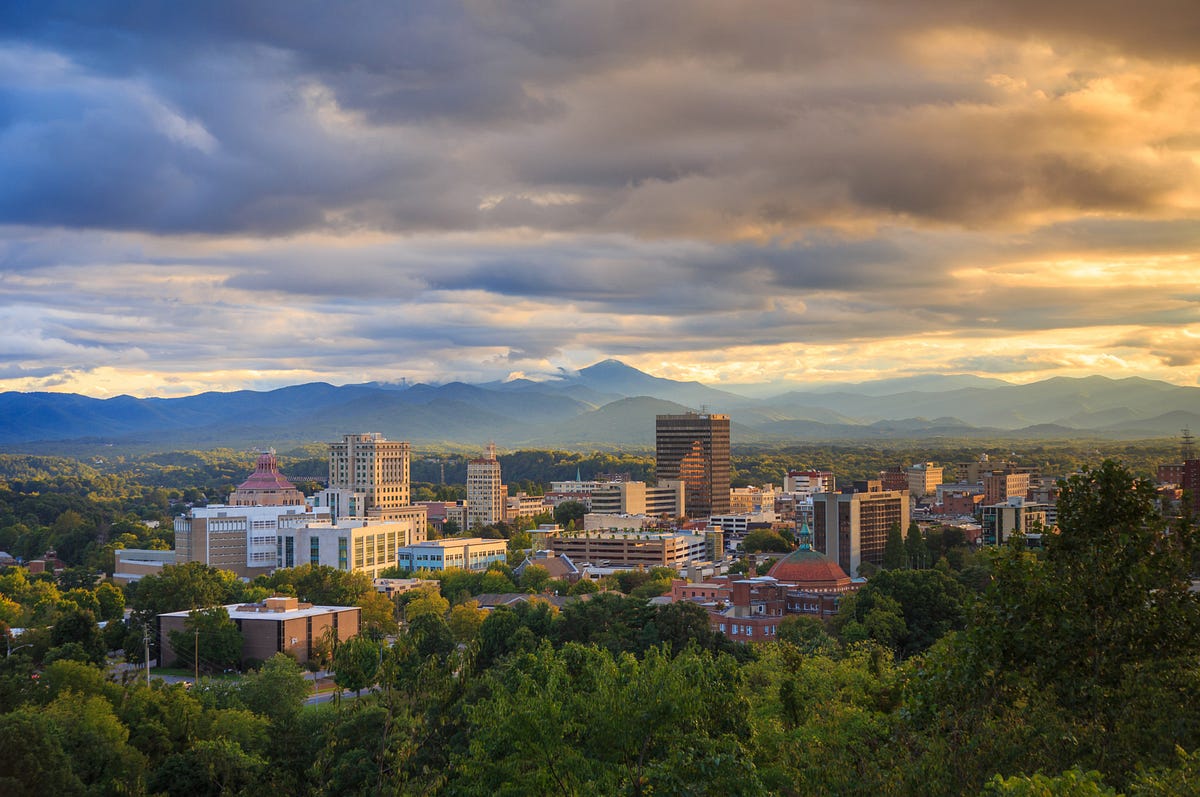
[1183,428,1196,461]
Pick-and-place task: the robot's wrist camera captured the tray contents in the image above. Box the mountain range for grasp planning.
[1,360,1198,451]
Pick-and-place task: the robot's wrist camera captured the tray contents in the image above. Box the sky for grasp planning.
[2,1,1200,398]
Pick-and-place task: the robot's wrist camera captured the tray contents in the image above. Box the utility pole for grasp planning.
[194,629,199,682]
[144,631,151,687]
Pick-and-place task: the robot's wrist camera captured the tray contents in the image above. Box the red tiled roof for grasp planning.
[236,451,297,492]
[767,548,851,588]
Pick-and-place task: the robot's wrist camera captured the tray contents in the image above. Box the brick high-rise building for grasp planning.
[983,472,1030,507]
[656,413,731,518]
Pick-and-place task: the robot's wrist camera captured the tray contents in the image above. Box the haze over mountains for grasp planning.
[1,360,1198,451]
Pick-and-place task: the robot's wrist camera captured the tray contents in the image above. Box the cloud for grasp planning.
[1,3,1200,395]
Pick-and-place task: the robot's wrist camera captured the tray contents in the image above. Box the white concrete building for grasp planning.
[175,504,331,578]
[275,507,427,580]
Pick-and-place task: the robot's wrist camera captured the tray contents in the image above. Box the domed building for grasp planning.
[766,538,852,594]
[229,451,305,507]
[767,521,859,617]
[671,522,863,642]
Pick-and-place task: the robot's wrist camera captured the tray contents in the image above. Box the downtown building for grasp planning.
[313,433,412,520]
[811,481,910,577]
[275,512,426,580]
[175,452,331,578]
[588,480,685,517]
[467,443,505,529]
[656,412,731,518]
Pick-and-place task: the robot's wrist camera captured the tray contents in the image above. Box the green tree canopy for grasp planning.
[168,607,242,674]
[743,528,792,553]
[882,521,906,570]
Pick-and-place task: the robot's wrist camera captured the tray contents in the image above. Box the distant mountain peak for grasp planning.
[578,358,642,375]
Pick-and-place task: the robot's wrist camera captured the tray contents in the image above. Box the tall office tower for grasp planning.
[656,412,731,518]
[321,433,411,519]
[467,443,505,530]
[811,484,909,577]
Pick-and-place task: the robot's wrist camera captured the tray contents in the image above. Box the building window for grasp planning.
[310,536,320,566]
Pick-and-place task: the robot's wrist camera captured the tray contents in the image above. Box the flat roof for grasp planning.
[158,602,358,621]
[400,537,505,548]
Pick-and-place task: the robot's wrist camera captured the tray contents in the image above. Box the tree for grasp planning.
[332,635,381,696]
[357,589,398,636]
[455,643,763,795]
[834,569,965,656]
[882,521,906,570]
[239,653,310,724]
[519,564,551,593]
[477,570,517,594]
[743,529,791,553]
[129,562,244,662]
[905,521,928,570]
[554,500,587,528]
[448,600,486,643]
[777,615,838,655]
[405,588,449,623]
[49,606,106,665]
[568,579,599,596]
[0,709,85,797]
[264,564,372,606]
[149,739,266,797]
[95,582,125,621]
[168,607,242,674]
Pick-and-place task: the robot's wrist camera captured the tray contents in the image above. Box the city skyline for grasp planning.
[3,3,1200,399]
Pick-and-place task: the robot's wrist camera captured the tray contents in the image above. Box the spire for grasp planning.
[797,519,813,551]
[576,466,582,482]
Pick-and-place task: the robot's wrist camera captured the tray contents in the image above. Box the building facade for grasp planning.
[656,413,731,518]
[1184,459,1200,513]
[983,472,1031,507]
[396,537,509,572]
[320,433,411,519]
[158,597,360,666]
[906,463,944,497]
[547,529,714,570]
[113,548,176,585]
[783,470,835,497]
[811,486,910,577]
[174,504,330,578]
[589,480,685,517]
[506,492,549,522]
[980,497,1049,545]
[275,507,427,579]
[466,444,505,529]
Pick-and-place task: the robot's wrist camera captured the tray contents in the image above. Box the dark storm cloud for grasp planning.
[3,0,1197,237]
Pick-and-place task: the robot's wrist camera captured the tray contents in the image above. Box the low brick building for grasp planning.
[158,596,360,666]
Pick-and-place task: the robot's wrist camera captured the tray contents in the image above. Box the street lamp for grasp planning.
[6,639,32,658]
